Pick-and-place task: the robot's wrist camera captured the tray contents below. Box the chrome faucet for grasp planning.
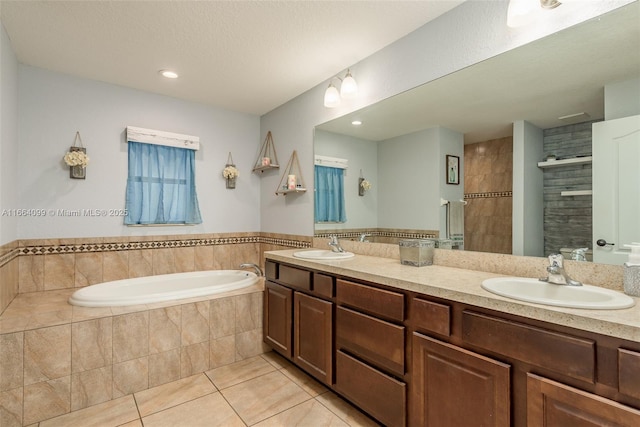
[571,248,589,262]
[541,254,582,286]
[358,233,371,242]
[328,235,345,253]
[239,263,264,277]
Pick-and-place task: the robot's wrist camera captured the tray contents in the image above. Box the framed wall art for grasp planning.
[446,155,460,185]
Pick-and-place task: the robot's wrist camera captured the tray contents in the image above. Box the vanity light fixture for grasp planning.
[159,69,179,79]
[323,69,358,108]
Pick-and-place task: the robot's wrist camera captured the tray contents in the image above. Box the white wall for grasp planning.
[17,66,260,239]
[313,130,378,230]
[260,0,632,237]
[378,128,442,230]
[0,23,19,245]
[512,120,544,257]
[605,77,640,120]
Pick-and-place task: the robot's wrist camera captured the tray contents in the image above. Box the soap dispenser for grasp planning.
[623,243,640,297]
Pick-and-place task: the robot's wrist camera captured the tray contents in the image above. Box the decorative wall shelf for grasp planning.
[276,150,307,195]
[561,190,593,197]
[253,131,280,173]
[537,156,592,168]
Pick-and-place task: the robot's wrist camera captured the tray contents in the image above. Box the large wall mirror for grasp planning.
[313,2,640,264]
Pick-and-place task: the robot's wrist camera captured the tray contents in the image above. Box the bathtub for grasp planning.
[68,270,259,307]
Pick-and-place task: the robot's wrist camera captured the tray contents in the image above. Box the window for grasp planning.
[314,165,346,223]
[125,141,202,225]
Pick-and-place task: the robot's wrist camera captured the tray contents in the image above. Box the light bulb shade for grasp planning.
[340,73,358,99]
[324,84,341,108]
[507,0,538,28]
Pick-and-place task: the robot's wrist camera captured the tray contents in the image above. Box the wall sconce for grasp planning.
[324,69,358,108]
[507,0,562,28]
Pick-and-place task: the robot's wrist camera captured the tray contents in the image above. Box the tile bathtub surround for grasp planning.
[8,232,311,296]
[0,285,267,425]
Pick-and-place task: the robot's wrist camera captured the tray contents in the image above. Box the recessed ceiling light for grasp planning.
[351,120,362,126]
[159,70,179,79]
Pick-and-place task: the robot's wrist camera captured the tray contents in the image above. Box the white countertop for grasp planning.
[265,250,640,342]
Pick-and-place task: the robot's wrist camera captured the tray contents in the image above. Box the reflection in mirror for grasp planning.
[314,3,640,264]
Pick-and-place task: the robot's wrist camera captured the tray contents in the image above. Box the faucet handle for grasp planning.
[548,253,564,267]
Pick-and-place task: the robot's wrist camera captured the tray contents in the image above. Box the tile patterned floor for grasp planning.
[36,352,380,427]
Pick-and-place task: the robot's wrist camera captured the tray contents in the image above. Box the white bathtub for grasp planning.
[68,270,259,307]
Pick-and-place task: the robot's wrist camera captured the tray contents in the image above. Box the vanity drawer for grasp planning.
[336,306,405,376]
[313,273,334,299]
[336,279,404,321]
[462,311,595,383]
[412,297,451,337]
[619,348,640,400]
[279,264,312,291]
[265,261,278,281]
[335,350,406,427]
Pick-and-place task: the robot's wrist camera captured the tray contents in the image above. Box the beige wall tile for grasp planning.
[235,329,268,361]
[152,249,175,275]
[210,336,236,369]
[181,302,209,346]
[174,247,195,273]
[128,250,152,278]
[235,292,262,333]
[113,312,149,363]
[149,306,181,354]
[19,255,44,293]
[23,377,71,425]
[24,325,71,385]
[103,251,129,282]
[148,349,180,388]
[209,297,235,339]
[0,332,23,391]
[212,245,232,270]
[70,366,113,411]
[74,252,103,287]
[113,357,148,398]
[72,317,113,373]
[180,342,210,378]
[0,387,23,427]
[44,254,75,290]
[194,246,214,271]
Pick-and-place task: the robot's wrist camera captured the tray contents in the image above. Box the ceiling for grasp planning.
[317,1,640,143]
[0,0,463,116]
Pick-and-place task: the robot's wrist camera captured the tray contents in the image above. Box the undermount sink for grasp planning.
[293,250,355,260]
[481,277,635,310]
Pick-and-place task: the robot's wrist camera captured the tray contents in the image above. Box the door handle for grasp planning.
[596,239,615,247]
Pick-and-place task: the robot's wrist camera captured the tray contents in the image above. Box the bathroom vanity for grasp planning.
[263,250,640,427]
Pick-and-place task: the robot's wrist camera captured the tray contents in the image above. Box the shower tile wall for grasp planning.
[464,137,513,254]
[542,121,595,256]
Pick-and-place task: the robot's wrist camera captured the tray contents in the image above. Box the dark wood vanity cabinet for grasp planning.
[263,260,640,427]
[264,262,334,386]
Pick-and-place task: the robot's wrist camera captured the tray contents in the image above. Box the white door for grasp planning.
[592,115,640,265]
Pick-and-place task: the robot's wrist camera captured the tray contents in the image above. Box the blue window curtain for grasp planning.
[125,142,202,225]
[315,165,346,223]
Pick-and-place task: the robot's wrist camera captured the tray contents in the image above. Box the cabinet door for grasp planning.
[411,333,510,427]
[527,373,640,426]
[264,281,293,358]
[294,292,333,385]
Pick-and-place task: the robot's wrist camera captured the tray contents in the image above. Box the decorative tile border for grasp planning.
[464,191,513,199]
[315,230,437,240]
[0,234,311,268]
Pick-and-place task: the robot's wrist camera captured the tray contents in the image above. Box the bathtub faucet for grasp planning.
[239,263,264,277]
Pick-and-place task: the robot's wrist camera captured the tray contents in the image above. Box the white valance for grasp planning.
[314,155,348,170]
[126,126,200,150]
